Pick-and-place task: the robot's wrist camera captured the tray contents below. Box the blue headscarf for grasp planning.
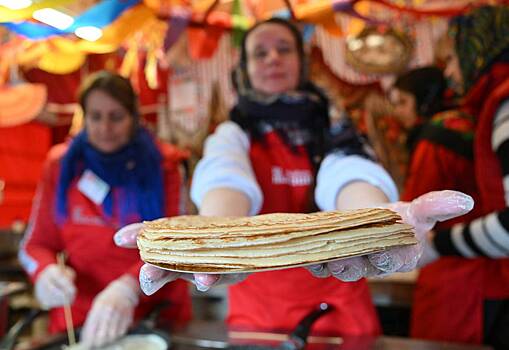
[56,128,164,226]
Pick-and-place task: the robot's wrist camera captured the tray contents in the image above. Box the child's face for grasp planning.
[390,88,418,128]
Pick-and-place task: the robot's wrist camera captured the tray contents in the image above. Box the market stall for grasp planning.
[0,1,506,350]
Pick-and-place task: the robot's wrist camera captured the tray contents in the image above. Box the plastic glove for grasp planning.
[114,223,248,295]
[80,275,139,348]
[308,190,474,282]
[34,263,76,309]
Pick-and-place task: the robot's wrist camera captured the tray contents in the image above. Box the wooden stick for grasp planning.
[57,252,76,346]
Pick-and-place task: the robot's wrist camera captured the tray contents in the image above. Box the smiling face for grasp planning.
[84,89,134,154]
[245,22,301,95]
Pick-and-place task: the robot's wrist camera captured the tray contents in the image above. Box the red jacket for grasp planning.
[20,141,191,334]
[402,111,485,343]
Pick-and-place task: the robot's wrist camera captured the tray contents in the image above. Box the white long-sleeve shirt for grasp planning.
[191,121,398,215]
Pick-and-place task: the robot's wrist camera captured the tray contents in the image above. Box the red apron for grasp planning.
[227,131,380,336]
[23,143,192,334]
[48,183,191,333]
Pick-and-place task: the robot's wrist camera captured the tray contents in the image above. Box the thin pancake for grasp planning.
[137,208,416,273]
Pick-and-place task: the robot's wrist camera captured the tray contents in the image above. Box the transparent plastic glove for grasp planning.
[308,190,474,282]
[80,275,139,348]
[418,231,440,267]
[34,263,76,309]
[114,223,248,296]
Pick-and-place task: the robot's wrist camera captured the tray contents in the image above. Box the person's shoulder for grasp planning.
[430,110,475,134]
[206,120,249,148]
[214,120,246,137]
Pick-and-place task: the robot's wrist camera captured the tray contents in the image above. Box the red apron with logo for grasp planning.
[227,131,380,336]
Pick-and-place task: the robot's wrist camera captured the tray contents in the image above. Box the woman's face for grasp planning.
[245,23,301,95]
[390,88,418,129]
[441,37,464,95]
[84,90,134,153]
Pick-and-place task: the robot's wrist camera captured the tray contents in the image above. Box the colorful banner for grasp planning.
[2,0,140,39]
[11,4,155,74]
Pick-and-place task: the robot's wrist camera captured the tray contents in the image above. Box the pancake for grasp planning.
[137,208,417,273]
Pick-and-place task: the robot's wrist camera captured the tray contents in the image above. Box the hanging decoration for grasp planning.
[345,26,413,74]
[0,83,47,127]
[2,0,140,39]
[0,0,501,76]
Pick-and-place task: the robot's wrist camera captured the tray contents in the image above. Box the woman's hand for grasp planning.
[34,264,76,309]
[80,275,139,348]
[308,190,473,281]
[114,223,248,295]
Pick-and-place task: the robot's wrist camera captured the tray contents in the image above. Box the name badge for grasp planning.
[77,169,110,205]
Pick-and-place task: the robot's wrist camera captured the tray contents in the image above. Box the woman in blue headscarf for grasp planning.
[19,71,191,347]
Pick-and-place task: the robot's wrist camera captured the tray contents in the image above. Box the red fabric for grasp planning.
[0,122,51,227]
[187,26,224,60]
[402,141,480,219]
[411,258,486,343]
[226,131,381,336]
[23,69,81,144]
[402,112,484,343]
[135,53,171,129]
[20,142,191,334]
[464,63,509,215]
[464,63,509,300]
[409,64,509,344]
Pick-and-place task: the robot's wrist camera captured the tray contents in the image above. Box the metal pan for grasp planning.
[0,303,172,350]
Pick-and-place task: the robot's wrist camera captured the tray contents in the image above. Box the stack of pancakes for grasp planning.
[137,208,417,273]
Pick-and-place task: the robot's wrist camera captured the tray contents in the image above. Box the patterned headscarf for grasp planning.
[450,5,509,91]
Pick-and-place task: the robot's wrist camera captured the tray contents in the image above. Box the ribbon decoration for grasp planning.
[163,7,191,51]
[13,4,155,74]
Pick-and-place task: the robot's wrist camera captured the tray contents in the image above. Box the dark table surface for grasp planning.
[170,321,492,350]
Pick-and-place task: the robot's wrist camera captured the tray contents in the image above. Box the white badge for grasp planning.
[77,169,110,205]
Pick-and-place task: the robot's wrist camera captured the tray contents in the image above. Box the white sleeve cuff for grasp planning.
[190,121,263,216]
[315,154,399,211]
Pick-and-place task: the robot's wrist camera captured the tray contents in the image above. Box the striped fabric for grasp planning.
[434,99,509,257]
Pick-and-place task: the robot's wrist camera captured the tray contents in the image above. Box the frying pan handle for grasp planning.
[136,301,171,330]
[283,303,333,350]
[0,308,44,350]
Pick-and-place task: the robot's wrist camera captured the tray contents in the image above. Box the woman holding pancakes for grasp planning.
[19,71,191,347]
[116,19,473,336]
[186,17,396,335]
